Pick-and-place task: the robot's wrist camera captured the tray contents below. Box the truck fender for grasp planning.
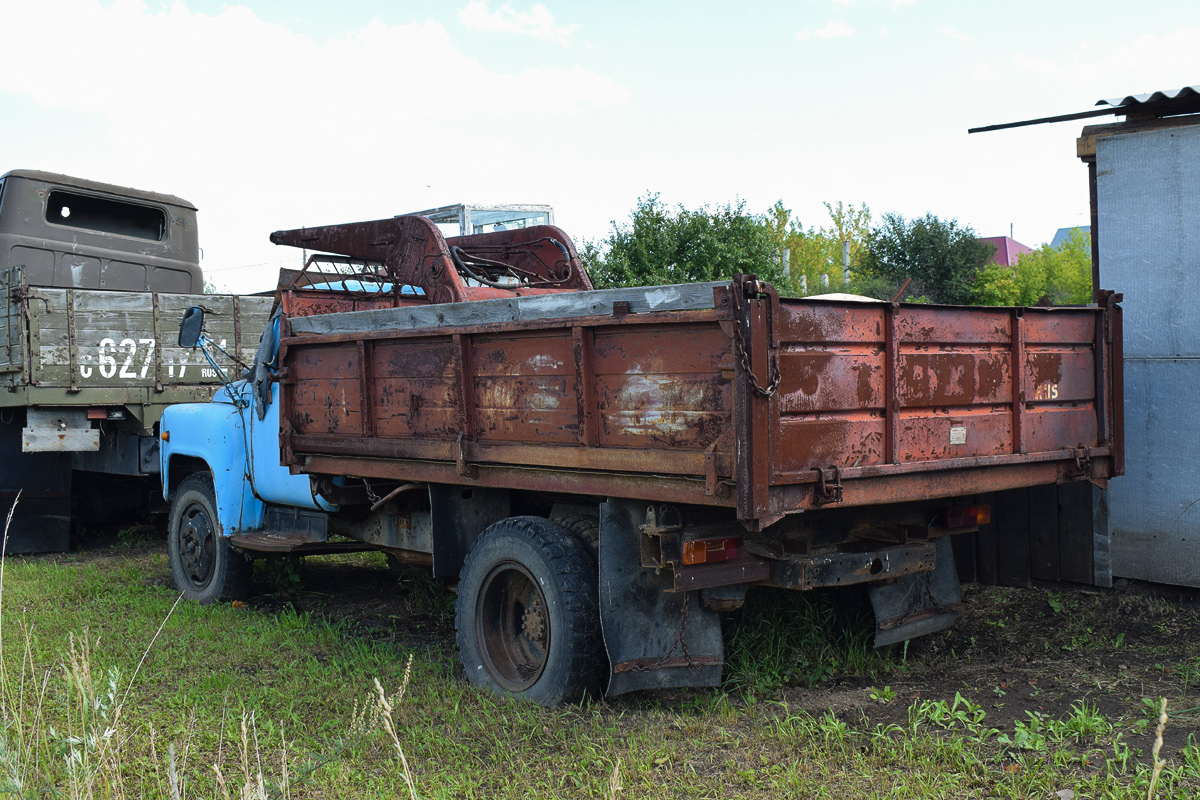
[599,499,723,697]
[429,485,510,580]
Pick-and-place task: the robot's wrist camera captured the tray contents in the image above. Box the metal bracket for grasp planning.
[638,504,683,568]
[703,429,734,497]
[1067,445,1093,478]
[66,289,80,394]
[455,431,477,478]
[811,465,844,505]
[152,292,164,392]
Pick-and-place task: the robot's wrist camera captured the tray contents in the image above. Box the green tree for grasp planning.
[971,227,1092,306]
[765,200,871,297]
[582,194,785,289]
[856,212,995,304]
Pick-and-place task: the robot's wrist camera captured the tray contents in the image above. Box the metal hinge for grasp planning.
[812,465,844,505]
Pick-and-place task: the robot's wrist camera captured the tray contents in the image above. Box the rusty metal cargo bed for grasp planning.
[278,276,1122,530]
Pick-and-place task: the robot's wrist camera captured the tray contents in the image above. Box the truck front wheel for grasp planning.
[455,517,603,706]
[168,473,251,604]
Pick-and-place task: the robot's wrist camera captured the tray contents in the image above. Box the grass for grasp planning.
[0,524,1198,797]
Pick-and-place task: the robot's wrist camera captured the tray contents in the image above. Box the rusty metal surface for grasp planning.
[671,558,770,591]
[761,542,937,591]
[612,655,723,674]
[278,272,1122,528]
[270,216,591,306]
[228,531,398,555]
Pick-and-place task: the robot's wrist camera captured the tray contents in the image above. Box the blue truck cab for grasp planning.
[160,312,336,602]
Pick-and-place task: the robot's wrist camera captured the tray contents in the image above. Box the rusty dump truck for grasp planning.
[161,213,1123,704]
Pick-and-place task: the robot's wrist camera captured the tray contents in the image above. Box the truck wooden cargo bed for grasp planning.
[279,275,1122,530]
[0,266,274,416]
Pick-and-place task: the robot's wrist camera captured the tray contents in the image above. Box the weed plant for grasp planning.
[722,586,897,694]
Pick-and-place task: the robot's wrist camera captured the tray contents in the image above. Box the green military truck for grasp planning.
[0,170,273,552]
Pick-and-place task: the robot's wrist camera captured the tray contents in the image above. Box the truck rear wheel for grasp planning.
[455,516,603,706]
[168,473,251,604]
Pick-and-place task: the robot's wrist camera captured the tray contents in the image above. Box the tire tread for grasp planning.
[455,516,603,705]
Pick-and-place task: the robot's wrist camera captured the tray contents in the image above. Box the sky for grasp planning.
[0,0,1196,293]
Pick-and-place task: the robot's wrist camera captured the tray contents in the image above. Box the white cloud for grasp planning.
[796,21,855,41]
[458,1,579,46]
[939,26,971,43]
[891,0,917,8]
[0,1,627,292]
[991,28,1200,97]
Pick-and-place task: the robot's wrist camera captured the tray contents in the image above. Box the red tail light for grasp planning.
[944,505,991,528]
[681,536,745,565]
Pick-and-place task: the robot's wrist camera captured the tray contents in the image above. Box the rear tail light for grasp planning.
[944,505,991,528]
[681,536,745,565]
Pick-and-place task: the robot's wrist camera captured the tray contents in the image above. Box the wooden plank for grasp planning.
[0,268,21,374]
[996,487,1032,587]
[1027,483,1060,582]
[974,491,999,585]
[1057,481,1094,584]
[289,281,727,336]
[951,529,978,583]
[17,289,273,392]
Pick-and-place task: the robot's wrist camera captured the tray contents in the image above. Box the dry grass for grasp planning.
[0,495,420,799]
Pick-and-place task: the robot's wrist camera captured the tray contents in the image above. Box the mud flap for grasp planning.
[869,535,961,647]
[599,499,723,696]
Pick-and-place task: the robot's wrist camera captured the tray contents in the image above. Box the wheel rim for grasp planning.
[177,501,216,590]
[476,560,550,691]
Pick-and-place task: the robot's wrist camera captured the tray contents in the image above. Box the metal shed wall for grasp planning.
[1097,122,1200,587]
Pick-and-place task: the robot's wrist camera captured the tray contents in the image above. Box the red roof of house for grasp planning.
[979,236,1033,266]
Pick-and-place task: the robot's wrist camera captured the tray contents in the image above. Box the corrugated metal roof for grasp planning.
[971,85,1200,135]
[1098,85,1200,107]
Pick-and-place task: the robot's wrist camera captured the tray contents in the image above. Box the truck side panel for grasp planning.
[285,316,728,479]
[770,302,1102,474]
[0,268,273,398]
[279,283,1120,528]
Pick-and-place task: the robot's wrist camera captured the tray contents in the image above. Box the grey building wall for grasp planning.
[1097,123,1200,586]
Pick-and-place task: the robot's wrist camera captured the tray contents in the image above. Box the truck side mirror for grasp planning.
[178,306,205,348]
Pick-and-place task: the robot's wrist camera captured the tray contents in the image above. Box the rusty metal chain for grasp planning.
[623,591,704,673]
[362,478,381,506]
[731,286,781,398]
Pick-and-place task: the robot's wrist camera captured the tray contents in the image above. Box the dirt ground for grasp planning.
[72,522,1200,755]
[779,579,1200,757]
